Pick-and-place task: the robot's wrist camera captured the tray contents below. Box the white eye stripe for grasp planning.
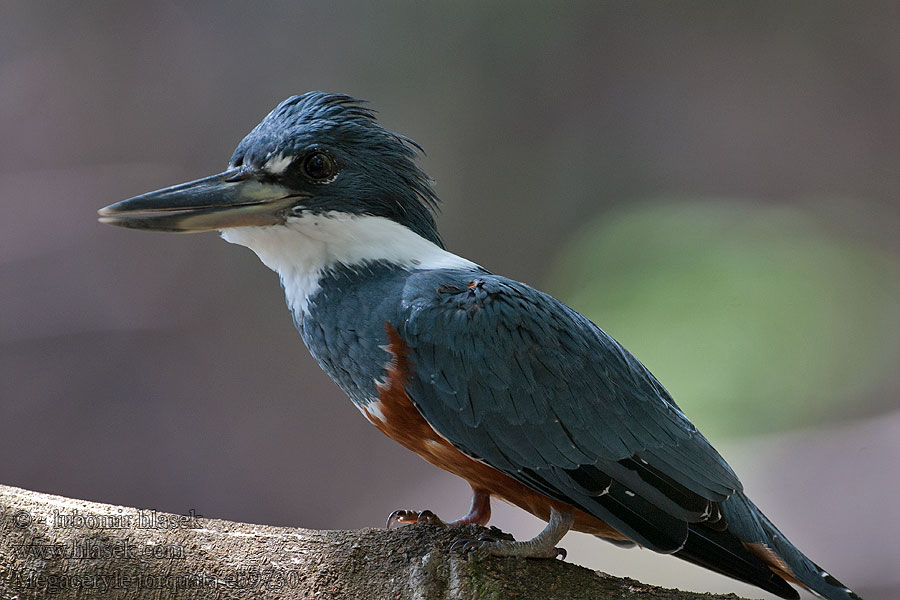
[262,153,294,175]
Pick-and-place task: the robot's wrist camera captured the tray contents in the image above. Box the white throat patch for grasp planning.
[219,212,479,316]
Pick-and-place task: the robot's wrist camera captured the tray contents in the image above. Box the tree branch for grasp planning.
[0,484,750,599]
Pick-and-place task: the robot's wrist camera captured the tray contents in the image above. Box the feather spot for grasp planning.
[360,401,387,424]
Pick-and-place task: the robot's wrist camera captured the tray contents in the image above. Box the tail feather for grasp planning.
[675,522,799,598]
[720,492,862,600]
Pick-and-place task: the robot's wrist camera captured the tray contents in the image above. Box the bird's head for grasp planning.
[98,92,442,247]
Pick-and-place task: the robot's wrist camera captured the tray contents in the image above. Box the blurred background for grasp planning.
[2,2,898,598]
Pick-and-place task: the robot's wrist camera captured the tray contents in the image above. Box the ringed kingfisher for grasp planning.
[99,92,861,600]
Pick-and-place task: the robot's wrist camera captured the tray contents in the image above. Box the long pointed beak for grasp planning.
[98,168,300,233]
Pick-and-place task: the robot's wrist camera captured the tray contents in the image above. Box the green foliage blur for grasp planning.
[547,201,900,439]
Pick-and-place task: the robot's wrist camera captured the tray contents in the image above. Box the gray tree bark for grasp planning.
[0,484,752,599]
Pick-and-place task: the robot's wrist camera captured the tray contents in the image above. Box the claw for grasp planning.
[386,509,446,529]
[450,537,477,553]
[556,547,567,560]
[386,509,417,529]
[464,540,482,554]
[449,535,497,558]
[416,510,444,525]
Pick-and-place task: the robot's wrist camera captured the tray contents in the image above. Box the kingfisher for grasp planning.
[99,92,861,600]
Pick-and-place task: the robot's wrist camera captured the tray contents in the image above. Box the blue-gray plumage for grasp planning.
[99,92,862,600]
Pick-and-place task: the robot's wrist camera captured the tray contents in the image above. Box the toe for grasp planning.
[416,510,446,526]
[386,509,418,529]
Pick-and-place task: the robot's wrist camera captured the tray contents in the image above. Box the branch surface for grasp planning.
[0,485,753,599]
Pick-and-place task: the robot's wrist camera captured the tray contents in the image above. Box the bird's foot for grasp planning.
[450,506,573,560]
[386,509,446,529]
[386,487,493,529]
[450,535,567,559]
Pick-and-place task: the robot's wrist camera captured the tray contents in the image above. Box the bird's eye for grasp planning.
[302,151,336,182]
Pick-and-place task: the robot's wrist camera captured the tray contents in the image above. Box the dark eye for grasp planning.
[302,151,336,181]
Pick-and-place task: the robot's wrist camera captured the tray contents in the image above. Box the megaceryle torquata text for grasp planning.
[99,92,861,600]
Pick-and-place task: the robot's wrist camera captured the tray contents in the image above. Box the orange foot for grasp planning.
[386,486,491,528]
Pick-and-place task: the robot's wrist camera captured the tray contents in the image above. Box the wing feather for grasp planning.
[398,271,742,550]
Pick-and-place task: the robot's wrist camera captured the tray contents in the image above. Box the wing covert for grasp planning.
[397,270,742,551]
